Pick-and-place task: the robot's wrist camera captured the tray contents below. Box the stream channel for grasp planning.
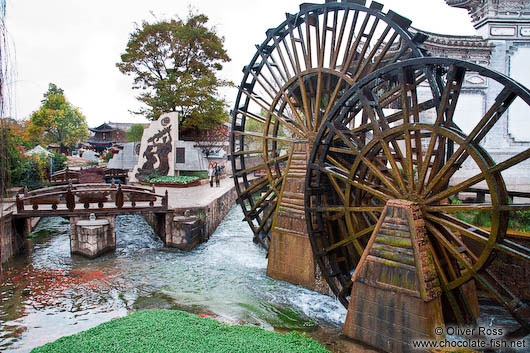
[0,205,527,352]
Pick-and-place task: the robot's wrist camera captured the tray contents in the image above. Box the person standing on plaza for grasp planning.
[214,162,220,187]
[208,163,214,187]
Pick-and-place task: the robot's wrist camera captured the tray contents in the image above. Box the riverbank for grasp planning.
[31,309,329,353]
[144,175,243,249]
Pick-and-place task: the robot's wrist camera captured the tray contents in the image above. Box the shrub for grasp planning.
[146,175,199,184]
[103,151,113,163]
[51,151,67,172]
[18,156,50,190]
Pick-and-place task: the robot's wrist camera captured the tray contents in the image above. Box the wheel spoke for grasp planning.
[245,176,284,219]
[476,269,530,337]
[240,89,307,137]
[233,130,295,144]
[426,148,530,204]
[330,8,349,69]
[309,206,384,213]
[425,220,475,289]
[325,225,376,254]
[358,90,408,193]
[327,152,402,198]
[416,65,461,193]
[255,200,277,235]
[399,67,415,192]
[421,87,517,197]
[426,213,530,262]
[429,241,467,326]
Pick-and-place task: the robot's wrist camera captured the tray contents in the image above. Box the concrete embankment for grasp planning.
[1,200,39,264]
[144,176,243,251]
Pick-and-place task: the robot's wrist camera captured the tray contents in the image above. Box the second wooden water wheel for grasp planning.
[305,57,530,337]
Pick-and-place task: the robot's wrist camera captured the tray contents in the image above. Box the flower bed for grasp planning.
[31,309,329,353]
[140,175,201,188]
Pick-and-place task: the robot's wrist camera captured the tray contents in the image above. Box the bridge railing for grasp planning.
[50,167,81,185]
[50,167,129,185]
[16,184,168,216]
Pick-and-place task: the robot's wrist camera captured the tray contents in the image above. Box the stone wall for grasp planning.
[142,212,168,243]
[173,183,238,240]
[142,184,239,251]
[108,142,140,170]
[488,238,530,300]
[0,213,29,264]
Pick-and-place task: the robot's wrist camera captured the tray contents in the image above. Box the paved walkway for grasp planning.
[150,177,237,209]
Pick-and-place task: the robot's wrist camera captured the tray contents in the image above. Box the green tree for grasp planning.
[117,12,231,129]
[126,124,145,142]
[0,120,23,192]
[27,83,89,149]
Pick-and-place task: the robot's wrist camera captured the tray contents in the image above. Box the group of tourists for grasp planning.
[208,162,223,187]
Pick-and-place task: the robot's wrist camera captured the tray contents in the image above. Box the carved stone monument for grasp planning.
[132,112,179,181]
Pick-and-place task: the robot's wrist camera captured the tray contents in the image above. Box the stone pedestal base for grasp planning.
[343,282,444,353]
[267,230,330,294]
[267,230,316,289]
[342,200,448,352]
[70,216,115,258]
[166,215,202,251]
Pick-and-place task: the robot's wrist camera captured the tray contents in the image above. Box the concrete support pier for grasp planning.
[267,141,330,294]
[166,214,202,251]
[70,215,116,258]
[342,200,446,353]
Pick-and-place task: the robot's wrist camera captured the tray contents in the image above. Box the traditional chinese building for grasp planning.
[87,123,126,152]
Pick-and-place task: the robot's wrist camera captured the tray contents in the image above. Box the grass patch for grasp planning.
[146,175,199,184]
[31,309,329,353]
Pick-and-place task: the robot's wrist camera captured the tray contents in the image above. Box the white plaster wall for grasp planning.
[508,46,530,142]
[453,93,484,135]
[108,142,139,170]
[174,141,209,171]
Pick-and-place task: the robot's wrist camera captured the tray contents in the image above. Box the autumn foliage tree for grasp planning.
[117,12,231,129]
[27,83,89,149]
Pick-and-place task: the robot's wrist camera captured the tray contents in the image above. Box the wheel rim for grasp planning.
[306,57,530,336]
[231,1,423,248]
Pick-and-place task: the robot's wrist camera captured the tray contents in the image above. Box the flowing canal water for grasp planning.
[0,206,346,352]
[0,206,527,352]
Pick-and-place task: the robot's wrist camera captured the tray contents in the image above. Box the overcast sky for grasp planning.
[4,0,475,127]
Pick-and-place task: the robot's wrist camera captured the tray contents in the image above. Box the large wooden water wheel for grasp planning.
[305,57,530,337]
[230,0,425,248]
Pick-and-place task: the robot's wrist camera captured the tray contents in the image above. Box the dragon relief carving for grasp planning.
[135,125,173,180]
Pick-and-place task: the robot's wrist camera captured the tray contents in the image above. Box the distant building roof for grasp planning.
[89,122,149,133]
[109,122,149,132]
[89,123,115,133]
[410,27,493,65]
[24,145,54,157]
